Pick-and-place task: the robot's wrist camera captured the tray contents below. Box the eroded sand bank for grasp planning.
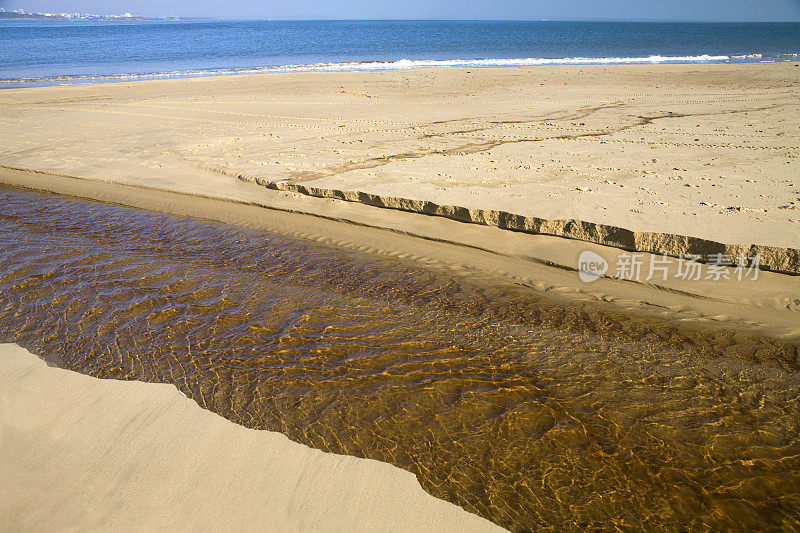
[0,343,502,532]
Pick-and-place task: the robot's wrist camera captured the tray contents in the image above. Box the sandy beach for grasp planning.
[1,63,800,530]
[0,63,798,248]
[0,64,798,340]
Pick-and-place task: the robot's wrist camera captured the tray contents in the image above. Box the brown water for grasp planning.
[1,186,800,531]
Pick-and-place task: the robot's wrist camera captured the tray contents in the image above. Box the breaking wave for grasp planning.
[0,52,786,86]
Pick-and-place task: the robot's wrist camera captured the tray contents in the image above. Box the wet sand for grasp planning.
[0,343,501,532]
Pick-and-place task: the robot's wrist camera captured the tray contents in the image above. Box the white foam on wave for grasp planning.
[0,53,765,85]
[271,54,733,72]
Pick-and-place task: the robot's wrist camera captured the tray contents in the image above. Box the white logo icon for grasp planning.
[578,251,608,282]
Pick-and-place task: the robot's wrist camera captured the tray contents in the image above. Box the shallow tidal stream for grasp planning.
[1,186,799,531]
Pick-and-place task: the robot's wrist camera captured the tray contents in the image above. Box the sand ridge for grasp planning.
[245,175,800,274]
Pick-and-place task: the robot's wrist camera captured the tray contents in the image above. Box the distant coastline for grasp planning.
[0,8,178,21]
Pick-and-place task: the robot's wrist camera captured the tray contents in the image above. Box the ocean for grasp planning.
[1,20,799,87]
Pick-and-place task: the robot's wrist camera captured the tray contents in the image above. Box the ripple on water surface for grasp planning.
[1,186,799,531]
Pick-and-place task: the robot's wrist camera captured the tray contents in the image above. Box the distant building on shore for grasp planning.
[0,8,177,21]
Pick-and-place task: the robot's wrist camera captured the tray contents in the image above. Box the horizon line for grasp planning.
[3,15,800,23]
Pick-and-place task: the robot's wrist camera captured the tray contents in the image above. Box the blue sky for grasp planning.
[3,0,800,21]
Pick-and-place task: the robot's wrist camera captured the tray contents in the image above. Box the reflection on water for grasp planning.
[1,186,799,531]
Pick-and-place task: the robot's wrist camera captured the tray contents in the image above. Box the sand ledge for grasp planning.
[240,174,800,275]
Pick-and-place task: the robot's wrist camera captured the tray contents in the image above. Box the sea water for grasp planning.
[1,20,799,87]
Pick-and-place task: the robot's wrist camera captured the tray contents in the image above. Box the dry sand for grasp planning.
[0,343,503,532]
[0,63,798,248]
